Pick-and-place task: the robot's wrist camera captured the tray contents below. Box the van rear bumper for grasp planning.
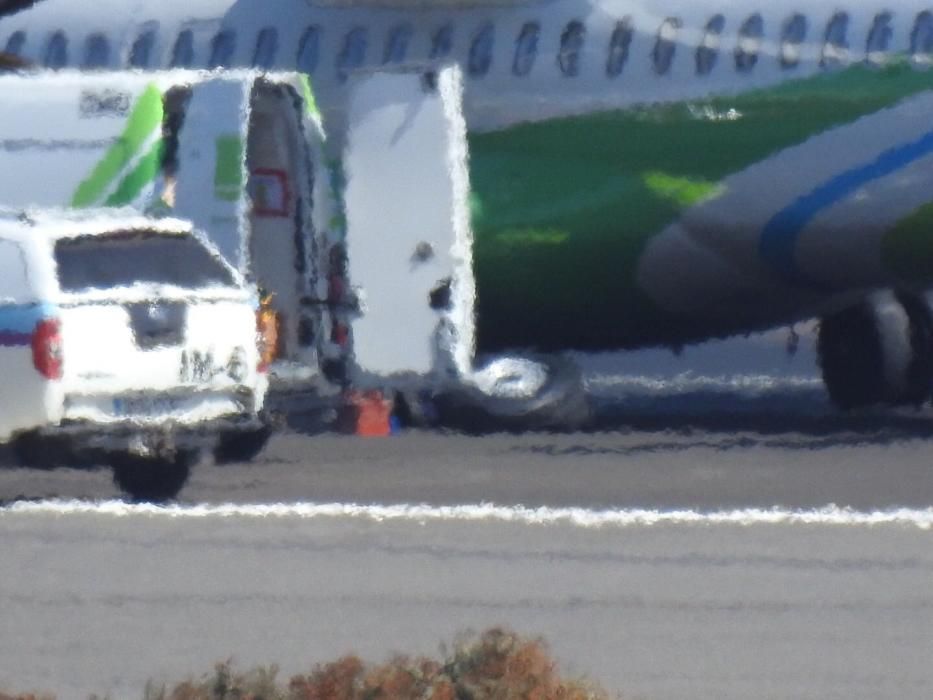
[34,414,266,456]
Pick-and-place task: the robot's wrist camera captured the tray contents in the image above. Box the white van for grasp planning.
[0,69,340,384]
[0,208,270,500]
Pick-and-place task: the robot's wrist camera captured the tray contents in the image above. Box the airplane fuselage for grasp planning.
[6,0,933,352]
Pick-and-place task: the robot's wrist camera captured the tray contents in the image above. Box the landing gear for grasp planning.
[818,291,933,409]
[434,354,591,432]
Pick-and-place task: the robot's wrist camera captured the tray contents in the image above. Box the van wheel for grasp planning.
[111,452,193,503]
[213,426,272,465]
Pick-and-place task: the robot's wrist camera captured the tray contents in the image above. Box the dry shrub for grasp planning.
[145,661,285,700]
[288,627,609,700]
[1,628,612,700]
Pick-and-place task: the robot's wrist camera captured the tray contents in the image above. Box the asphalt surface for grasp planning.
[2,340,933,699]
[1,499,931,700]
[3,403,933,510]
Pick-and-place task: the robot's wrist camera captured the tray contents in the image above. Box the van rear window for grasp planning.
[55,231,236,292]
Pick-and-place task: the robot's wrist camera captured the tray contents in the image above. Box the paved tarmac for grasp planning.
[2,340,933,699]
[1,499,931,700]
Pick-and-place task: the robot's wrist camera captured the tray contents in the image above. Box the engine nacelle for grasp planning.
[818,291,933,409]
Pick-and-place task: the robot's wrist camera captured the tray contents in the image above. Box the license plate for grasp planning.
[113,395,180,416]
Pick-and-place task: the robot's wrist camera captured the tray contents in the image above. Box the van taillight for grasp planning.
[32,318,63,380]
[256,308,278,373]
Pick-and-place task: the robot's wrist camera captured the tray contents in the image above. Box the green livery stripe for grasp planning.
[469,62,933,351]
[643,172,722,207]
[214,136,243,202]
[71,84,164,208]
[298,74,322,122]
[882,201,933,283]
[104,139,164,207]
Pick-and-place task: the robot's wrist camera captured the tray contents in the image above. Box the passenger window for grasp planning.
[696,15,725,75]
[653,18,681,75]
[83,33,110,69]
[208,29,236,68]
[468,23,494,76]
[780,13,807,68]
[4,31,26,57]
[44,31,68,69]
[866,12,893,65]
[337,27,368,82]
[297,26,320,73]
[0,240,29,303]
[821,12,849,68]
[735,14,763,72]
[129,29,155,68]
[170,30,194,68]
[253,27,278,68]
[430,24,454,60]
[606,18,633,77]
[512,22,539,76]
[910,11,933,65]
[558,20,585,77]
[383,24,412,64]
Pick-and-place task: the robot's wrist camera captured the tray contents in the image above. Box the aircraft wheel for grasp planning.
[435,354,591,432]
[818,292,933,409]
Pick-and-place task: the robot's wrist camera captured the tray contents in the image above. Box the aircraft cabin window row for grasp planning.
[297,26,320,73]
[83,33,110,69]
[559,21,586,76]
[696,15,725,75]
[208,30,236,69]
[384,24,413,64]
[170,29,194,68]
[14,11,933,77]
[606,19,634,76]
[430,24,454,60]
[130,29,155,68]
[512,22,539,76]
[253,27,278,69]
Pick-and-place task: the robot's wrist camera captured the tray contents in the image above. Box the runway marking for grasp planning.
[2,500,932,529]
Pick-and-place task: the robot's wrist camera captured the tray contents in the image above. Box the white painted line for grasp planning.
[2,500,932,529]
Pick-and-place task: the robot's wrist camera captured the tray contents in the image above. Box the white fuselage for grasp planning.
[1,0,924,130]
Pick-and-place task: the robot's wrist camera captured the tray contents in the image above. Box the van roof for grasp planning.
[0,206,192,241]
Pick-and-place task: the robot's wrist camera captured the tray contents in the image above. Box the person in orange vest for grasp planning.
[256,287,280,370]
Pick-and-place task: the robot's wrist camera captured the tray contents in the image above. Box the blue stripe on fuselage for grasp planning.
[0,303,52,346]
[760,129,933,287]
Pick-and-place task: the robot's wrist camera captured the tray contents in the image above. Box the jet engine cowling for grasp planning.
[818,291,933,409]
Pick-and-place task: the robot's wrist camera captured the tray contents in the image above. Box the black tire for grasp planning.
[213,426,272,465]
[896,292,933,405]
[111,452,193,503]
[817,303,886,410]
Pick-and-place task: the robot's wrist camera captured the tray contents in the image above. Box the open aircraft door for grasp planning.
[342,66,475,384]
